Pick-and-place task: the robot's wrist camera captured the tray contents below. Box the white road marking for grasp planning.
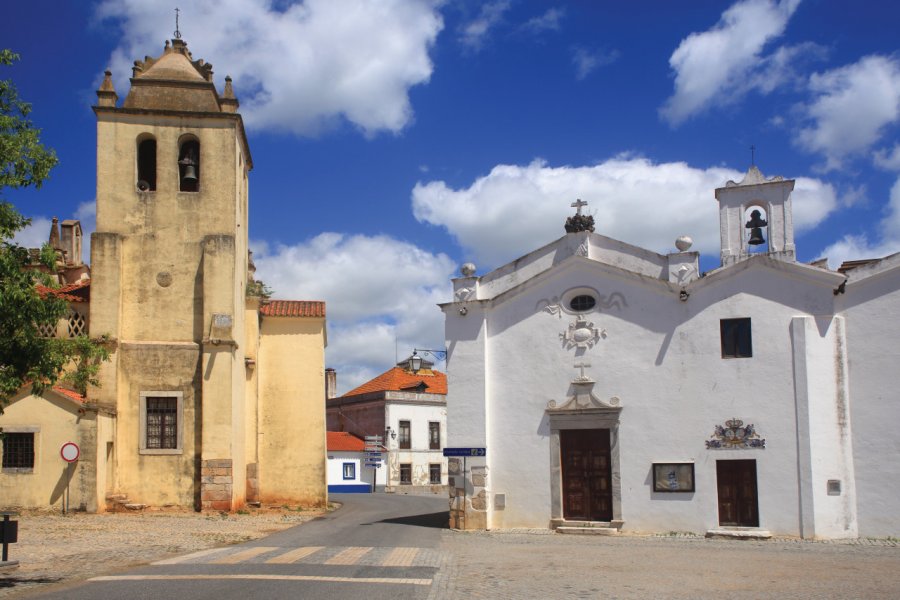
[90,574,432,585]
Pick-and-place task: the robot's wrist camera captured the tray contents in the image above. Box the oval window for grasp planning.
[569,294,596,311]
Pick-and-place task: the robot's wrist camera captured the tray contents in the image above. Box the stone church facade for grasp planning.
[442,166,900,539]
[52,36,328,512]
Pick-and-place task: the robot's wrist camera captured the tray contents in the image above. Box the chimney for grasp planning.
[325,368,337,400]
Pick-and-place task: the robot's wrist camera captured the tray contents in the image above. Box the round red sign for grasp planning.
[60,442,80,463]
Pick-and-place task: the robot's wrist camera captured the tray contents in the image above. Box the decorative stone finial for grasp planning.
[460,263,476,277]
[565,199,594,233]
[675,235,693,252]
[96,70,118,107]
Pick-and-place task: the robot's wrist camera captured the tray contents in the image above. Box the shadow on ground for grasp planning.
[0,576,62,588]
[376,511,450,529]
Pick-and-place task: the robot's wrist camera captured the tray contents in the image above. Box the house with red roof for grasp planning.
[327,354,447,493]
[326,431,372,493]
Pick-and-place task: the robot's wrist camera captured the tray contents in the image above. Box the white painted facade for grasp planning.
[442,167,899,539]
[326,450,379,493]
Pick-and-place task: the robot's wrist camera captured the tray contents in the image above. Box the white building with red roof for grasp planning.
[327,354,447,493]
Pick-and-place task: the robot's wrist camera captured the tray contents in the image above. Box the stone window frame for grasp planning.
[342,462,355,480]
[428,421,441,450]
[399,463,412,485]
[177,134,201,193]
[429,463,441,484]
[136,134,157,192]
[0,426,39,473]
[139,391,184,455]
[398,420,411,450]
[721,317,752,358]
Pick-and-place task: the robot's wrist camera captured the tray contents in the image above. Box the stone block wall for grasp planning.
[201,458,233,511]
[447,458,489,530]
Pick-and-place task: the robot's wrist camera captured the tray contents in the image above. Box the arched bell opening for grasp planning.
[178,136,200,192]
[136,135,157,192]
[743,205,769,253]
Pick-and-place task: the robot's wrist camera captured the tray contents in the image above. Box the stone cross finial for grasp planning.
[571,199,588,216]
[574,361,592,381]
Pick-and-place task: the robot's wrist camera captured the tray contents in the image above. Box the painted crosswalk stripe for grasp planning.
[381,547,419,567]
[211,546,279,564]
[265,546,325,564]
[325,546,372,565]
[152,547,232,565]
[91,574,432,585]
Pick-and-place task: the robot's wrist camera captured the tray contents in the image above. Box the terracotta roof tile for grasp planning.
[327,431,366,452]
[52,386,85,403]
[36,280,90,303]
[260,300,325,318]
[342,367,447,398]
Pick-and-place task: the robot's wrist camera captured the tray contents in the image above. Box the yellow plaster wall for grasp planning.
[0,392,112,511]
[257,317,327,506]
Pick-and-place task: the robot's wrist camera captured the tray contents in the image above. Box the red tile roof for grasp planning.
[52,386,85,403]
[36,280,90,303]
[342,367,447,397]
[327,431,366,452]
[260,300,325,318]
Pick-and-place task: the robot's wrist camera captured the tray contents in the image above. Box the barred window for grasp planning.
[429,422,440,450]
[140,392,182,454]
[2,432,35,470]
[400,463,412,485]
[399,420,411,450]
[429,463,441,484]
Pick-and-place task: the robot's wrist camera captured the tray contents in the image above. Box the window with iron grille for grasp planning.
[37,320,58,337]
[399,420,411,449]
[2,432,35,470]
[400,463,412,484]
[67,310,87,337]
[429,421,440,450]
[140,391,183,454]
[343,463,355,480]
[429,463,441,484]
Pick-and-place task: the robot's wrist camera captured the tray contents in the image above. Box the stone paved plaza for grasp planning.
[431,530,900,599]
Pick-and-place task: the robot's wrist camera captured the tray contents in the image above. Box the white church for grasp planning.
[442,166,900,539]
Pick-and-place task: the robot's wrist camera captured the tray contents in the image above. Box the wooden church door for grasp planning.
[561,429,613,521]
[716,459,759,527]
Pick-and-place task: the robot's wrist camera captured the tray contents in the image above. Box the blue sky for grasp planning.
[4,0,900,393]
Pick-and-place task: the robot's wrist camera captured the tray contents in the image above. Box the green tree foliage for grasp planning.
[0,50,108,408]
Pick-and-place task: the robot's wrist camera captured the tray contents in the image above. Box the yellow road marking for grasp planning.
[325,546,372,565]
[265,546,325,564]
[211,546,278,564]
[382,547,419,567]
[91,574,432,585]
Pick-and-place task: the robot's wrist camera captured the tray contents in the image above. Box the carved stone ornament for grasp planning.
[156,271,172,287]
[561,316,605,349]
[547,382,621,412]
[706,418,766,449]
[455,286,475,302]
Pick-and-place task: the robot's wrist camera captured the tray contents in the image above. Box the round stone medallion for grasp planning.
[156,271,173,287]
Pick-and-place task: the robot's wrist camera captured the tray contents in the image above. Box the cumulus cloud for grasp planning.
[252,232,455,394]
[96,0,443,137]
[521,8,565,34]
[12,216,53,249]
[12,199,95,263]
[412,157,837,268]
[819,175,900,268]
[874,144,900,171]
[572,47,619,81]
[458,1,510,52]
[660,0,802,126]
[797,55,900,170]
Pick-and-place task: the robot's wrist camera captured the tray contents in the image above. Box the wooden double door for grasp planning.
[561,429,613,521]
[716,459,759,527]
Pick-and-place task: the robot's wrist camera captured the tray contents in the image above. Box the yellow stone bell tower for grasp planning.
[90,36,253,510]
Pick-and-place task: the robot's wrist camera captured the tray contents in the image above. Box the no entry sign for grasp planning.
[60,442,80,463]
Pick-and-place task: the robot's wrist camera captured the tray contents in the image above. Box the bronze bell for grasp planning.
[745,209,767,246]
[182,164,198,183]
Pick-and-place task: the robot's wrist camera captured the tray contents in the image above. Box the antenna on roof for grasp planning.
[750,144,756,167]
[174,7,182,40]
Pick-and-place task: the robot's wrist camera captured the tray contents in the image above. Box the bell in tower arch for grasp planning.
[745,209,767,246]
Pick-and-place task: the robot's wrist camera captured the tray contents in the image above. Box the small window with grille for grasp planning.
[2,432,35,471]
[37,320,58,338]
[399,420,411,450]
[429,463,441,484]
[140,392,183,454]
[429,422,440,450]
[400,463,412,484]
[67,311,87,337]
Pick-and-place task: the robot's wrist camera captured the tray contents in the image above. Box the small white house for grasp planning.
[441,166,900,539]
[326,431,374,493]
[326,356,447,494]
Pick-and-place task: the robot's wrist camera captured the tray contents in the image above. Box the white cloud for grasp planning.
[252,232,455,394]
[572,48,619,81]
[660,0,801,126]
[797,55,900,170]
[96,0,443,137]
[874,144,900,171]
[412,157,837,268]
[13,199,96,262]
[12,216,52,249]
[819,175,900,268]
[458,1,510,52]
[521,8,565,34]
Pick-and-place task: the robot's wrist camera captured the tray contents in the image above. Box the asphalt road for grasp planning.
[30,494,449,600]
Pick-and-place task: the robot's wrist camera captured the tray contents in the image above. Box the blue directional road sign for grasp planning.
[442,447,486,457]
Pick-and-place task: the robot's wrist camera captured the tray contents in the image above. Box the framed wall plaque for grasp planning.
[652,463,695,493]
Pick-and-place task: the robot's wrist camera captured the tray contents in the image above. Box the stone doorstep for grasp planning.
[556,526,619,536]
[706,528,773,540]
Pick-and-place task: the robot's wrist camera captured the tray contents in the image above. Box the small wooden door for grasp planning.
[716,459,759,527]
[561,429,613,521]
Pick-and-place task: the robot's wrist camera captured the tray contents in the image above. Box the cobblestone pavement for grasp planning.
[0,508,320,599]
[430,530,900,599]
